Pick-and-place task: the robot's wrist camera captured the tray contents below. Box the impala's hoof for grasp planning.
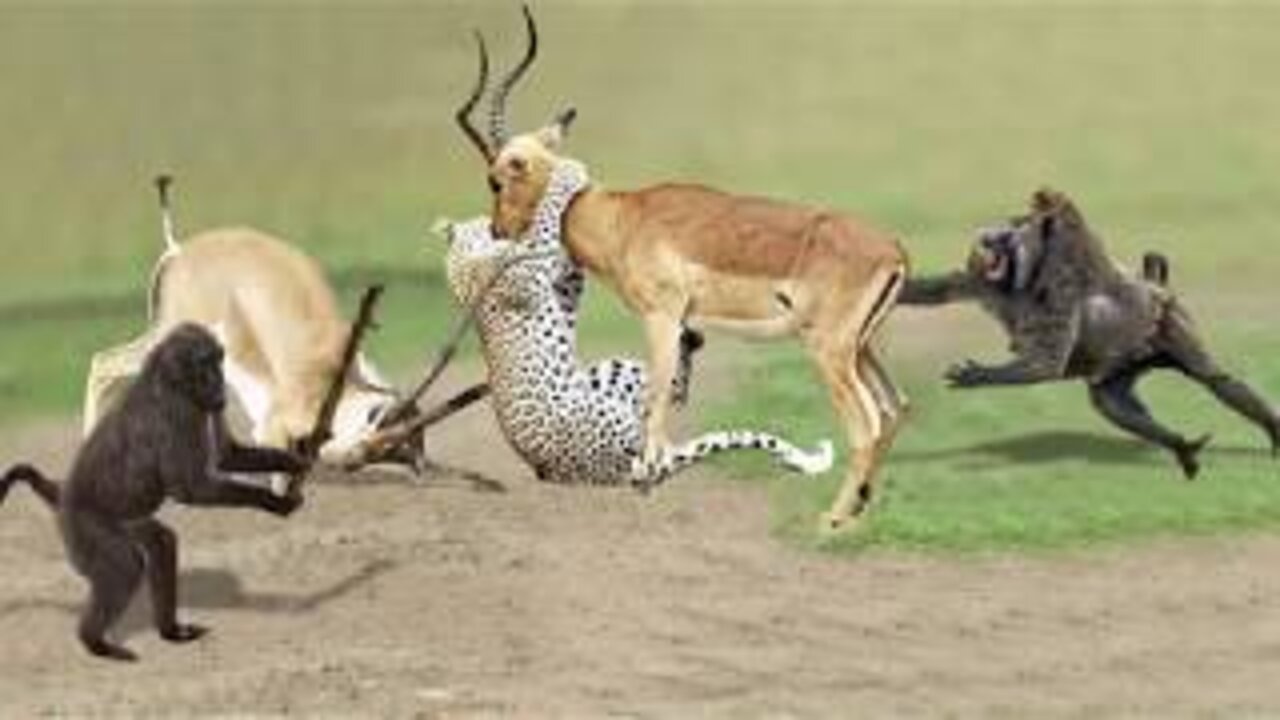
[819,511,858,535]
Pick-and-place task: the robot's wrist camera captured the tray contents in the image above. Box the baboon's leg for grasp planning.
[641,312,685,464]
[65,511,145,661]
[1159,321,1280,452]
[127,519,207,643]
[82,335,152,435]
[1087,367,1209,479]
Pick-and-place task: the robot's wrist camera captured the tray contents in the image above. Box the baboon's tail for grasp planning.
[1142,252,1170,287]
[0,464,61,509]
[147,174,182,322]
[640,432,834,487]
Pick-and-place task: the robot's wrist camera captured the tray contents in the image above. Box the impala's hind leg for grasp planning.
[83,333,153,435]
[812,263,904,530]
[811,339,883,530]
[859,347,907,454]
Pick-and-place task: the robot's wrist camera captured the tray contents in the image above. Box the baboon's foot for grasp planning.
[83,638,138,663]
[1174,434,1212,480]
[160,623,209,644]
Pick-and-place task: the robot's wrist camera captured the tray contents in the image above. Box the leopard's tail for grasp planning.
[654,431,834,481]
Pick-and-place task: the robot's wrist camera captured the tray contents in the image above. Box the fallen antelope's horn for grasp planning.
[358,383,491,464]
[288,284,385,493]
[379,307,478,430]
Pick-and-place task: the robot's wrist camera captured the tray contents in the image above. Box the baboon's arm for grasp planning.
[207,415,307,475]
[899,271,980,306]
[945,355,1068,387]
[219,443,307,475]
[163,418,302,515]
[946,307,1080,387]
[172,473,301,516]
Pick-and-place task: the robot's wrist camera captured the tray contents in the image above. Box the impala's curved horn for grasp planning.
[488,3,538,150]
[455,30,493,164]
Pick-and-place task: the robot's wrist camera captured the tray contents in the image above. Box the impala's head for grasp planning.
[455,4,578,239]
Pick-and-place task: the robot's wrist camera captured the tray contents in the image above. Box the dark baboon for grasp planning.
[902,188,1280,478]
[1,324,306,661]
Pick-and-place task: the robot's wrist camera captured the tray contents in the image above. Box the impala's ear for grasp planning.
[535,107,577,149]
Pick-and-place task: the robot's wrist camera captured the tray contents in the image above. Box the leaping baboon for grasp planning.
[1,324,306,661]
[901,188,1280,477]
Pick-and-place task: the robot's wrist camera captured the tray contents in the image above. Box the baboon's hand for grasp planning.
[944,360,990,388]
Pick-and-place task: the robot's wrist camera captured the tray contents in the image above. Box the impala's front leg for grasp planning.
[642,312,684,472]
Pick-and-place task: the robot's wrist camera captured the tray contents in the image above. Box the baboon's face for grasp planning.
[969,224,1018,286]
[968,188,1079,294]
[158,324,227,412]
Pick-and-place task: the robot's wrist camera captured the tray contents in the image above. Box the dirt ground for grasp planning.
[3,386,1280,718]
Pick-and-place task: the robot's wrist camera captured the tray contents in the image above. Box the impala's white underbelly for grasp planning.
[690,313,798,339]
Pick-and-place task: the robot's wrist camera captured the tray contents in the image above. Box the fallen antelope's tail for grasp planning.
[147,173,182,322]
[0,464,61,509]
[1142,252,1170,287]
[639,432,835,487]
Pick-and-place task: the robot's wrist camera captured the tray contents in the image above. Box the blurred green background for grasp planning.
[1,2,1277,550]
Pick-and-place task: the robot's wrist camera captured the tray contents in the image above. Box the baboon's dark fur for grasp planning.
[901,188,1280,478]
[0,324,306,661]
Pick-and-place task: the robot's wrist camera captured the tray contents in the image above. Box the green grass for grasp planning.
[1,2,1278,552]
[705,319,1280,553]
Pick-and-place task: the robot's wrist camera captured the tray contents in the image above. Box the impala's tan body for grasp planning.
[553,182,908,527]
[84,228,395,469]
[565,184,905,331]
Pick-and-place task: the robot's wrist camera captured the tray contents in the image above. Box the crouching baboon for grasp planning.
[0,324,307,661]
[901,188,1280,478]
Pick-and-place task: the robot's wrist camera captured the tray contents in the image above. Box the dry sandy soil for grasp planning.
[3,383,1280,718]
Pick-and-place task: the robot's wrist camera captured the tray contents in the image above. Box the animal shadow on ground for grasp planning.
[314,461,507,494]
[0,559,395,640]
[893,430,1263,472]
